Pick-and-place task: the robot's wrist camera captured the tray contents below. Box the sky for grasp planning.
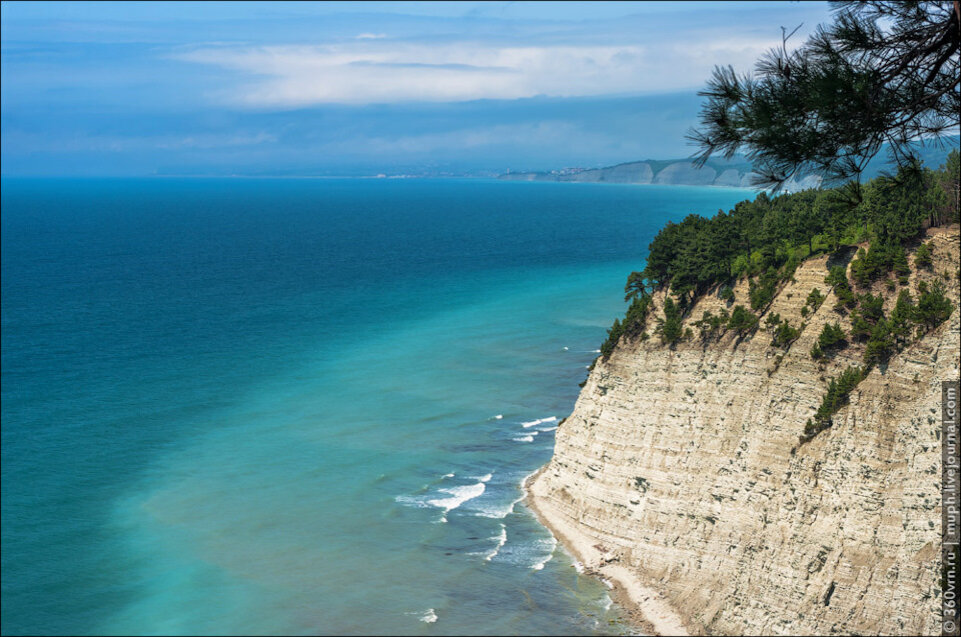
[0,1,835,176]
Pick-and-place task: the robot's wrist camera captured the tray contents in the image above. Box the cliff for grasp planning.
[529,226,960,635]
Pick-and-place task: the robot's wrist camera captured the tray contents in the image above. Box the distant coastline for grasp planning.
[499,136,960,192]
[499,158,804,190]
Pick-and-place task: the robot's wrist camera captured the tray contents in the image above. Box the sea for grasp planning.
[1,177,754,636]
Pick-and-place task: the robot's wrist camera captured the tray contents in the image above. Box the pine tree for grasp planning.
[689,1,960,189]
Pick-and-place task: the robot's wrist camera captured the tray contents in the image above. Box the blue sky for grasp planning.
[1,1,834,176]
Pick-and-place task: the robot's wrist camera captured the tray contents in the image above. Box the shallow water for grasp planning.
[1,177,754,635]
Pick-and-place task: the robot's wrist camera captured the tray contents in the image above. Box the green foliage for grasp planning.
[606,132,956,357]
[914,241,933,270]
[833,284,857,311]
[773,320,801,348]
[633,158,954,318]
[858,293,885,323]
[850,240,910,287]
[764,312,782,329]
[825,266,857,311]
[810,366,866,434]
[690,2,959,188]
[749,270,779,311]
[600,294,655,358]
[889,290,916,342]
[600,318,623,359]
[849,293,881,342]
[657,296,684,345]
[624,295,653,333]
[863,318,896,366]
[817,322,847,353]
[806,287,825,310]
[727,304,758,334]
[849,310,873,342]
[624,271,650,301]
[695,310,728,341]
[915,280,954,330]
[936,149,960,225]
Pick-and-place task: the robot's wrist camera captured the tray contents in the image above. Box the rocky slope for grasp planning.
[529,227,960,635]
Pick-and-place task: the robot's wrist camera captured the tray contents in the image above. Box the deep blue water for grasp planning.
[1,178,754,635]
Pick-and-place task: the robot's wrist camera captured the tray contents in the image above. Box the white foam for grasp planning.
[394,495,431,508]
[601,594,613,611]
[473,473,493,483]
[474,493,524,519]
[530,535,558,571]
[521,416,557,428]
[420,609,437,624]
[537,426,558,432]
[512,435,534,443]
[563,346,569,350]
[593,349,601,353]
[426,482,486,513]
[443,473,454,479]
[518,470,540,490]
[484,524,508,561]
[492,414,503,420]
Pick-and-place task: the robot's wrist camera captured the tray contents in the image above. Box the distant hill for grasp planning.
[499,136,959,191]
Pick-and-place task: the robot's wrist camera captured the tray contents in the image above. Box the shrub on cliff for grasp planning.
[657,296,684,345]
[816,322,847,354]
[825,266,857,311]
[851,292,887,341]
[806,287,825,311]
[772,320,801,348]
[915,280,954,331]
[889,290,916,343]
[727,305,758,335]
[696,309,727,341]
[599,318,624,359]
[863,318,896,366]
[914,241,934,269]
[623,295,653,334]
[813,366,866,425]
[850,240,911,287]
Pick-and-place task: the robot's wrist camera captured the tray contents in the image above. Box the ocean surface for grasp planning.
[1,178,754,636]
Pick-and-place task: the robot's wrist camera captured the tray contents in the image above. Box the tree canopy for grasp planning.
[617,152,957,322]
[689,1,960,189]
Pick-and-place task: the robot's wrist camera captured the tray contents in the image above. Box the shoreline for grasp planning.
[522,467,691,637]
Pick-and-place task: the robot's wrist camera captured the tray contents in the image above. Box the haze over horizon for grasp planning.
[1,1,836,176]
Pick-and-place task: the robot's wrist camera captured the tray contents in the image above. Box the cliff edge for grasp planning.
[529,227,960,635]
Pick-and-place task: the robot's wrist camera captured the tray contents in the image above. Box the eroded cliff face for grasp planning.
[531,227,960,636]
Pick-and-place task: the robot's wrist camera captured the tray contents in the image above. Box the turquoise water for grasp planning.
[1,178,753,635]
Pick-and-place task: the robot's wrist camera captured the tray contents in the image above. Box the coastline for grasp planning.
[523,467,691,637]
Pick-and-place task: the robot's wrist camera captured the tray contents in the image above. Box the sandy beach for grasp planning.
[523,468,691,637]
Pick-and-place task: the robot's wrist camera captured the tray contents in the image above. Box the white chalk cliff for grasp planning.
[530,227,959,635]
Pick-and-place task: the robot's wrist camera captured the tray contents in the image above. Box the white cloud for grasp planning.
[314,121,585,155]
[175,36,780,107]
[0,131,276,153]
